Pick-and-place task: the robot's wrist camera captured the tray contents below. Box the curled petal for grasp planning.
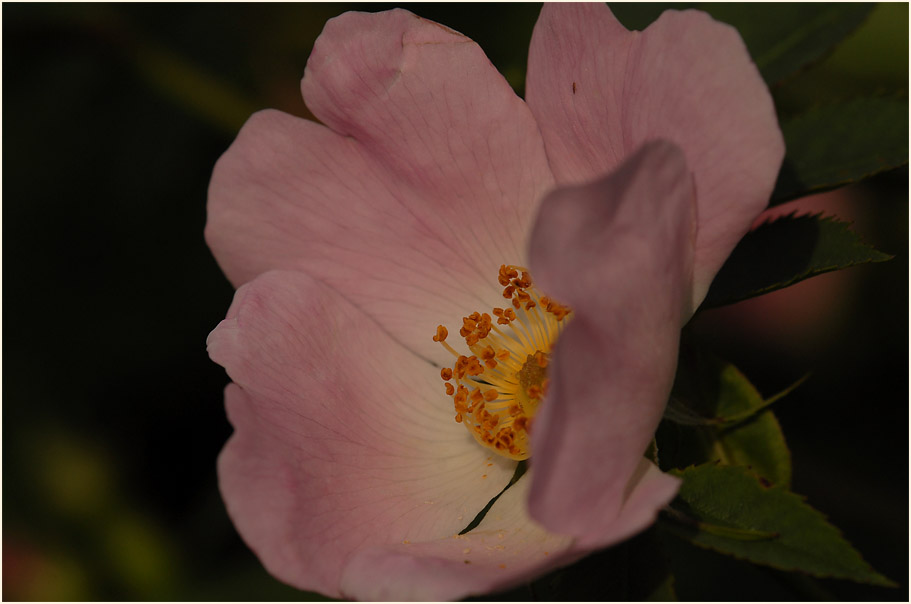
[527,3,784,306]
[302,10,553,270]
[208,271,516,598]
[207,9,554,362]
[528,141,695,541]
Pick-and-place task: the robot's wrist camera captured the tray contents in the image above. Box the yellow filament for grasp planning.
[433,264,571,460]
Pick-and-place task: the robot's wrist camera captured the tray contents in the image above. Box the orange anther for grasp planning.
[477,314,493,338]
[438,263,567,460]
[454,385,468,405]
[454,356,468,379]
[540,296,572,320]
[465,356,484,376]
[493,307,510,325]
[512,277,529,290]
[498,265,518,285]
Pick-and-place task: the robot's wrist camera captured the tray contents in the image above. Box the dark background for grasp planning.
[3,3,907,600]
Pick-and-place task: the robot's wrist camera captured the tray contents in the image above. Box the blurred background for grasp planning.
[3,3,907,601]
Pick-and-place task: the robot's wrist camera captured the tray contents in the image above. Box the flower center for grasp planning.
[433,265,571,460]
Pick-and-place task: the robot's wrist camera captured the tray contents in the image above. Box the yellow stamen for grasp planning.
[432,264,572,460]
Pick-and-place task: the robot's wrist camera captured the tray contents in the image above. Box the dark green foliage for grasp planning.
[661,341,794,487]
[771,97,909,204]
[703,213,892,309]
[702,3,875,85]
[663,464,896,587]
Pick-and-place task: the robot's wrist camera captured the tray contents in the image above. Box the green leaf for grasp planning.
[711,412,792,490]
[700,4,875,86]
[666,379,805,428]
[696,520,778,542]
[672,343,768,421]
[771,97,909,204]
[666,374,806,429]
[661,342,793,486]
[702,213,892,309]
[663,464,896,587]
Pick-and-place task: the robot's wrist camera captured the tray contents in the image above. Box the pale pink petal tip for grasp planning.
[207,7,555,363]
[526,3,784,307]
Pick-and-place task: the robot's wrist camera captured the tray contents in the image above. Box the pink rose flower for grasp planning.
[206,4,783,600]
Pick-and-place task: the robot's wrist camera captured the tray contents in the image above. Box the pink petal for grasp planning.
[207,8,554,362]
[208,270,517,598]
[526,3,784,306]
[339,474,585,601]
[527,141,695,541]
[583,458,681,549]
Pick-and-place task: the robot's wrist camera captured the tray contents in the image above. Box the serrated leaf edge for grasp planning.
[665,464,898,588]
[704,212,893,309]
